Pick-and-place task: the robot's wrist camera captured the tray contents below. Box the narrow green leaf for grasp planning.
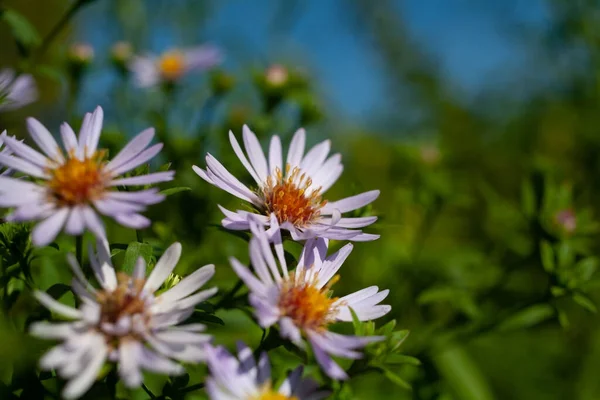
[433,344,495,400]
[349,307,364,336]
[385,354,421,366]
[391,330,410,352]
[122,242,153,275]
[540,241,555,273]
[573,293,597,313]
[379,366,412,390]
[2,9,41,49]
[159,187,191,196]
[498,304,555,331]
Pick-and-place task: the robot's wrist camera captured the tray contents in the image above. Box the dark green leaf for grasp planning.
[498,304,555,331]
[46,283,71,300]
[573,293,597,313]
[540,241,555,273]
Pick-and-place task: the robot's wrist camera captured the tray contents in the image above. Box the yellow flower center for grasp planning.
[278,273,340,331]
[158,51,186,81]
[261,165,326,227]
[256,391,297,400]
[96,273,148,325]
[47,153,107,206]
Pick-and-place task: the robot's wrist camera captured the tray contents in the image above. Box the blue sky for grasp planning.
[77,0,549,121]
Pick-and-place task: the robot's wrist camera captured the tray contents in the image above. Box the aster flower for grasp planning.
[30,241,217,399]
[230,218,391,379]
[129,45,222,88]
[193,126,380,241]
[0,106,174,246]
[205,342,329,400]
[0,68,37,111]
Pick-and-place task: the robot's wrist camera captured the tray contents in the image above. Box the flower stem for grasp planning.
[141,383,156,398]
[38,0,96,58]
[214,279,244,310]
[178,383,205,394]
[75,235,83,267]
[136,229,143,243]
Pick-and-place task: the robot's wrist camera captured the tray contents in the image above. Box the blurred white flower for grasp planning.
[67,43,95,65]
[129,45,222,88]
[30,241,217,399]
[194,125,380,242]
[265,64,289,87]
[230,218,391,380]
[0,68,37,111]
[205,342,329,400]
[0,106,174,246]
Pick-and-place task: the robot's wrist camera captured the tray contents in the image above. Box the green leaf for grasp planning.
[385,354,421,366]
[379,366,412,390]
[159,187,191,196]
[557,242,574,269]
[122,242,153,275]
[540,241,555,273]
[189,311,224,325]
[498,304,555,331]
[2,9,41,49]
[45,283,71,300]
[573,293,597,313]
[433,344,495,400]
[349,307,364,336]
[391,330,410,352]
[521,180,536,217]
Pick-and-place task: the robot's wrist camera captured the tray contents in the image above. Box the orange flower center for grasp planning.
[47,154,107,206]
[158,51,186,81]
[261,165,326,227]
[96,273,147,325]
[278,273,340,331]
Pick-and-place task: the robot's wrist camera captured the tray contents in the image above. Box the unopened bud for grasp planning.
[110,41,133,74]
[554,208,577,234]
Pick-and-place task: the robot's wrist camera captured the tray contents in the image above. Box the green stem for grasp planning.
[141,383,156,398]
[75,235,83,267]
[136,229,143,243]
[178,383,205,394]
[214,279,244,310]
[37,0,95,58]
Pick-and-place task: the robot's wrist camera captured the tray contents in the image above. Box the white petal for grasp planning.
[286,128,305,167]
[34,291,81,319]
[322,190,380,214]
[26,117,63,163]
[144,242,182,292]
[105,128,155,172]
[268,135,282,175]
[228,130,262,184]
[157,264,215,304]
[85,106,104,157]
[0,134,47,167]
[242,125,268,182]
[0,153,48,178]
[62,337,107,399]
[60,123,78,156]
[118,340,143,388]
[31,208,69,246]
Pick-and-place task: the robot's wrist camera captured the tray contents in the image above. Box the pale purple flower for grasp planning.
[193,126,380,242]
[0,106,174,246]
[129,45,222,88]
[230,218,391,380]
[205,342,328,400]
[0,68,37,111]
[30,241,217,399]
[0,131,15,176]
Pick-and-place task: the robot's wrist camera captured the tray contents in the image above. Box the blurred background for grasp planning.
[2,0,600,399]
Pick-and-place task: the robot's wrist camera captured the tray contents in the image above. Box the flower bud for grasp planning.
[110,41,133,75]
[67,43,94,67]
[554,208,576,234]
[210,69,235,95]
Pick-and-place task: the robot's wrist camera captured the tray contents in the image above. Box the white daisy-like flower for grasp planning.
[0,106,174,246]
[0,68,37,111]
[193,126,380,242]
[30,241,217,399]
[230,218,391,380]
[205,341,329,400]
[129,45,222,88]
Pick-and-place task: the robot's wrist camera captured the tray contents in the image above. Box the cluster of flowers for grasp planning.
[0,80,388,397]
